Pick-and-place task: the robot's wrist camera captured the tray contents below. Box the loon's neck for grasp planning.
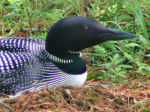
[40,50,87,74]
[53,56,86,74]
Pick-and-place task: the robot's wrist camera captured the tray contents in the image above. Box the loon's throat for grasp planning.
[39,50,86,74]
[53,56,87,74]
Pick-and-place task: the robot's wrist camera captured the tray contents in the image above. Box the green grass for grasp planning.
[1,0,150,82]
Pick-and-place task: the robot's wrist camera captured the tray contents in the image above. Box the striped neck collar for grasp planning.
[44,51,81,64]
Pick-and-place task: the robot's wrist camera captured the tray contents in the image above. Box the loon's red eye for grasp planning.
[82,26,88,32]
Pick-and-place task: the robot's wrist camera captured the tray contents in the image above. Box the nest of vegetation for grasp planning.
[0,79,150,112]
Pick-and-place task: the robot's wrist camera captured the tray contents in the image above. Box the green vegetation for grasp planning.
[0,0,150,82]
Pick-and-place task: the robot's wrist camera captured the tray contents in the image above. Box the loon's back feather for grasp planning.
[0,37,45,94]
[0,37,45,53]
[0,37,45,73]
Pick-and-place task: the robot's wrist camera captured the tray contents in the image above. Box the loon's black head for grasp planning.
[46,16,137,58]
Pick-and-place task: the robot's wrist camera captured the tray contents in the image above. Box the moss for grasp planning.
[114,98,125,106]
[4,99,17,104]
[142,108,150,112]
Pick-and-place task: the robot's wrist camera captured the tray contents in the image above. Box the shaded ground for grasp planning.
[0,79,150,112]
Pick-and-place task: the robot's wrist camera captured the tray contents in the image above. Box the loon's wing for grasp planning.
[0,37,45,94]
[0,51,43,94]
[0,37,45,53]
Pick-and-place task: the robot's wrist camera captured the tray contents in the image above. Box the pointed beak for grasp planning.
[98,28,138,42]
[109,28,137,39]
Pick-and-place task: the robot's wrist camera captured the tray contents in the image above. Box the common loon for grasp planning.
[0,16,137,96]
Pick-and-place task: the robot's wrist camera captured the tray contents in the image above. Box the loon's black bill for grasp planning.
[98,29,137,42]
[110,28,137,37]
[108,29,137,40]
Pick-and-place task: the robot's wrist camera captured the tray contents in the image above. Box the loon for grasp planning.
[0,16,137,96]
